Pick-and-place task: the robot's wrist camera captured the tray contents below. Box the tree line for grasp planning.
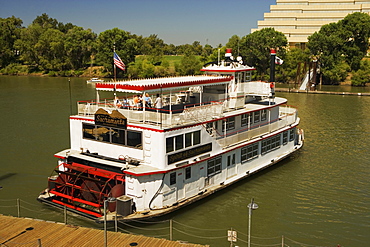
[1,12,370,86]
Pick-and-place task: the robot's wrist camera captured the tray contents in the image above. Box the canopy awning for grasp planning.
[95,75,232,93]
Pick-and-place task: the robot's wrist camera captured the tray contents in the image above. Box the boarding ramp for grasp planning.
[299,69,314,90]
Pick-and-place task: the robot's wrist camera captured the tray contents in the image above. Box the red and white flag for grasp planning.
[114,52,126,71]
[275,56,284,65]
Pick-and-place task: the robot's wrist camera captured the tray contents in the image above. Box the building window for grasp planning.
[207,156,222,177]
[185,167,191,180]
[170,172,176,185]
[261,134,281,154]
[241,142,259,163]
[282,131,288,145]
[82,123,142,149]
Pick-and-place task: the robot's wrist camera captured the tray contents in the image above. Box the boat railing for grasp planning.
[215,106,298,148]
[77,101,297,138]
[77,100,225,128]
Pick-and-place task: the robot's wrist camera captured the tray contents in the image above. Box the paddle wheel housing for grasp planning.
[48,161,125,218]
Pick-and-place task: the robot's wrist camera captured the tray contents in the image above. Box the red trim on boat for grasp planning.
[50,199,102,218]
[50,189,101,208]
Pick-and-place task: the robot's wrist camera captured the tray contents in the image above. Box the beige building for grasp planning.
[253,0,370,48]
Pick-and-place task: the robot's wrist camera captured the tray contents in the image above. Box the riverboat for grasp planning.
[38,49,304,222]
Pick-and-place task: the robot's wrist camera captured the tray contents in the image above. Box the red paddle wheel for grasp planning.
[48,162,125,218]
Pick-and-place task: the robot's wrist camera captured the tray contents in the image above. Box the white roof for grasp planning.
[95,75,232,93]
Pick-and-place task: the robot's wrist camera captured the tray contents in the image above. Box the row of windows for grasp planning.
[169,128,297,185]
[241,142,259,163]
[220,109,268,132]
[261,135,281,154]
[166,130,201,153]
[207,156,222,177]
[82,123,142,149]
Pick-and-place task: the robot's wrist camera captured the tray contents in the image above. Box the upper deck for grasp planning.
[76,80,299,150]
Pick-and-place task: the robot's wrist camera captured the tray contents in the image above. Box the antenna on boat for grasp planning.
[68,78,73,115]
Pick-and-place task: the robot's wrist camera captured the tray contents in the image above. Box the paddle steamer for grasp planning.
[38,49,304,221]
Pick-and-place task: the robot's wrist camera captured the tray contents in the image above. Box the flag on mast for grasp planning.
[275,56,284,65]
[114,52,126,71]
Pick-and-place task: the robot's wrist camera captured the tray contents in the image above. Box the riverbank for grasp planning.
[275,87,370,96]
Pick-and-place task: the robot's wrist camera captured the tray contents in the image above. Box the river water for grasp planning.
[0,76,369,247]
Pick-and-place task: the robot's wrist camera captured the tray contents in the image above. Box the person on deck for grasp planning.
[154,94,162,109]
[144,93,152,108]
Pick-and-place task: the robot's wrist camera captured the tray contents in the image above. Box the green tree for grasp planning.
[278,48,311,83]
[351,59,370,86]
[308,22,345,84]
[65,27,97,70]
[308,12,370,84]
[240,28,287,80]
[225,35,241,56]
[339,12,370,71]
[96,28,138,76]
[0,16,23,68]
[15,23,45,69]
[176,50,202,76]
[37,28,66,71]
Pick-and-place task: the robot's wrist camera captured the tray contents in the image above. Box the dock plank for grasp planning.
[0,215,208,247]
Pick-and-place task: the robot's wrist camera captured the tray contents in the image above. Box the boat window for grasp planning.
[261,134,281,154]
[241,142,259,162]
[254,111,260,123]
[241,113,249,127]
[193,130,200,145]
[127,130,142,149]
[261,109,267,121]
[282,131,288,145]
[185,133,192,148]
[166,137,174,153]
[82,123,142,149]
[185,167,191,180]
[175,135,184,150]
[83,124,96,139]
[166,130,201,153]
[170,172,176,185]
[289,127,296,142]
[222,117,235,132]
[207,156,222,177]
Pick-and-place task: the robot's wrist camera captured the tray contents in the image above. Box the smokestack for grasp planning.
[270,48,276,83]
[270,48,276,98]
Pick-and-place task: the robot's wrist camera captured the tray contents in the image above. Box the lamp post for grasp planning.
[247,198,259,247]
[104,197,117,247]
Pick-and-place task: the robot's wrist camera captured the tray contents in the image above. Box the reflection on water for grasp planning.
[0,76,369,246]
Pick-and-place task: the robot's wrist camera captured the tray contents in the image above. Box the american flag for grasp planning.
[114,52,125,71]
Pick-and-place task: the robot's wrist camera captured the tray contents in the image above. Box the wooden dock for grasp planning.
[275,87,370,96]
[0,215,208,247]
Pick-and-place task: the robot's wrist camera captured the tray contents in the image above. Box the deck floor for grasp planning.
[0,215,207,247]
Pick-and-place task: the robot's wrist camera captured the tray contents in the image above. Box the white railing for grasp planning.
[77,101,298,141]
[77,100,225,128]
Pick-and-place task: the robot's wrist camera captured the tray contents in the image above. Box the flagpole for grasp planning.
[113,43,117,82]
